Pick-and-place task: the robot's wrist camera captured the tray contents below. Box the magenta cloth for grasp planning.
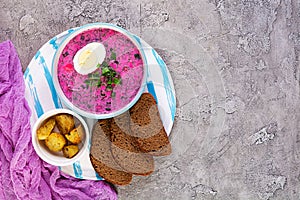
[0,40,118,200]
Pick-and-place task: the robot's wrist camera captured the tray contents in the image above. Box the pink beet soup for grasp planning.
[57,27,144,114]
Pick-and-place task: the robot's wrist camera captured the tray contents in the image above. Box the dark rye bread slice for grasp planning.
[129,93,171,156]
[90,155,132,186]
[110,112,155,176]
[90,119,132,185]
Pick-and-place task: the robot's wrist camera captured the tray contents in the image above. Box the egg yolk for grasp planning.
[78,49,98,69]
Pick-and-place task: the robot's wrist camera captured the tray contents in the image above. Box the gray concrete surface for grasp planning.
[1,0,300,199]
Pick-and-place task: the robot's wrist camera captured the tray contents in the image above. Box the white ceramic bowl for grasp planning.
[32,109,89,166]
[52,23,147,119]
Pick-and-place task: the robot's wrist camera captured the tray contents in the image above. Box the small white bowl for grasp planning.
[32,108,89,166]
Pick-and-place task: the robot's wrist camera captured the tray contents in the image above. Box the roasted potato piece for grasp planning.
[37,118,56,140]
[63,145,79,158]
[55,114,75,135]
[45,132,66,152]
[65,125,84,144]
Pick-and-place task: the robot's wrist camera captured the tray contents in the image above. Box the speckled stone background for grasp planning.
[1,0,300,199]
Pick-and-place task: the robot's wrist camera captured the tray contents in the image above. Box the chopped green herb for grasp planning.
[106,85,113,91]
[111,51,117,60]
[87,77,99,81]
[102,67,110,75]
[96,63,101,68]
[88,71,100,78]
[82,61,122,98]
[94,73,100,77]
[85,79,97,88]
[89,73,96,78]
[113,78,121,85]
[84,79,91,84]
[111,92,116,98]
[97,80,101,87]
[107,77,112,85]
[102,61,109,68]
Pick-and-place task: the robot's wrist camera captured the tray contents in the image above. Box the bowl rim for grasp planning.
[52,22,148,119]
[31,108,89,166]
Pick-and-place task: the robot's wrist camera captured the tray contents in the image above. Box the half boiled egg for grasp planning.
[73,42,106,75]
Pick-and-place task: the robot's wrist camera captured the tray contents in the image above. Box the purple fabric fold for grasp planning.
[0,40,117,200]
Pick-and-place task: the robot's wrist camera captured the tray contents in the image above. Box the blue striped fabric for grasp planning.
[24,26,176,180]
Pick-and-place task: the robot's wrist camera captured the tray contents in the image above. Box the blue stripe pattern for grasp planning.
[152,49,176,120]
[28,74,44,117]
[68,28,75,34]
[95,172,103,180]
[133,35,142,46]
[73,161,83,179]
[24,68,30,79]
[147,81,158,103]
[36,54,62,109]
[87,136,92,151]
[49,37,59,50]
[34,51,41,59]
